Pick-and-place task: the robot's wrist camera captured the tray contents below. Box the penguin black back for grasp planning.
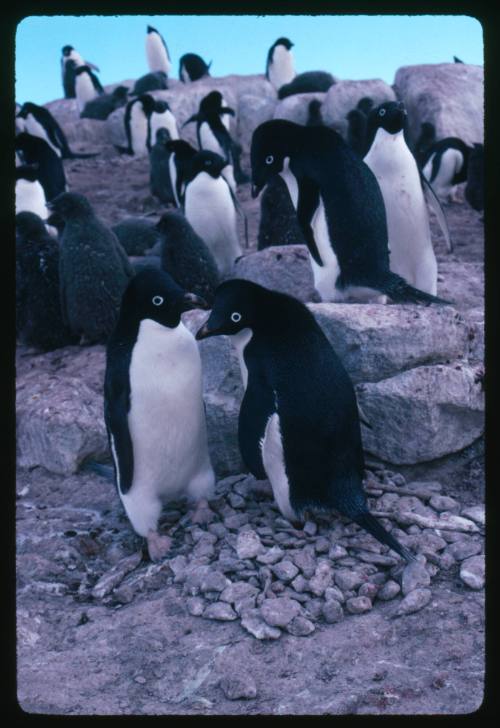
[75,64,104,94]
[257,175,306,250]
[149,127,175,205]
[131,71,168,96]
[277,71,335,100]
[346,108,369,158]
[18,101,99,158]
[413,121,436,169]
[179,53,211,82]
[15,132,67,201]
[424,137,471,186]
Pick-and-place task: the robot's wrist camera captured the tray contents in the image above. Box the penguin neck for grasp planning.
[231,327,253,390]
[370,127,408,154]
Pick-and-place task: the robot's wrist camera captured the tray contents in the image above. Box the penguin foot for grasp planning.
[190,498,216,525]
[147,530,172,562]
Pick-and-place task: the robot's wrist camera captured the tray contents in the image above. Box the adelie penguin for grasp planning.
[163,139,198,207]
[277,71,335,100]
[15,165,48,220]
[61,45,99,99]
[104,268,215,561]
[150,99,179,145]
[118,94,156,156]
[131,71,168,96]
[16,212,77,351]
[47,192,134,344]
[17,102,98,159]
[465,143,484,213]
[149,128,176,205]
[179,53,211,82]
[363,101,451,295]
[422,136,472,203]
[250,119,451,304]
[183,150,242,277]
[80,85,129,120]
[15,133,67,203]
[183,90,248,186]
[266,37,296,92]
[75,65,104,115]
[196,279,415,564]
[145,25,171,75]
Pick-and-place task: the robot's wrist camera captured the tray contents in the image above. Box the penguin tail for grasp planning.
[81,460,114,481]
[367,271,452,305]
[353,510,416,564]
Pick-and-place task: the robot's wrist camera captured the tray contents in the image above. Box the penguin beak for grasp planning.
[195,315,225,340]
[251,182,264,199]
[182,292,209,312]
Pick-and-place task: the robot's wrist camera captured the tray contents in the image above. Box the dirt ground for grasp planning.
[15,146,486,716]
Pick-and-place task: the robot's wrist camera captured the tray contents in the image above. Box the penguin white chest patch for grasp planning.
[269,46,295,90]
[278,157,299,208]
[169,155,180,206]
[130,103,149,155]
[75,73,97,111]
[16,179,47,219]
[199,122,224,156]
[260,412,296,522]
[151,110,178,142]
[231,328,253,390]
[146,35,171,74]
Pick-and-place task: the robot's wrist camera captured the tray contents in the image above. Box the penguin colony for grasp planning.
[16,25,482,567]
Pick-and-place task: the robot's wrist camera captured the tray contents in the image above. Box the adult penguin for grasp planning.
[422,137,472,203]
[145,25,171,75]
[15,133,67,202]
[16,212,77,351]
[80,85,129,120]
[183,90,248,185]
[250,119,451,304]
[131,71,168,96]
[164,138,198,207]
[266,37,296,92]
[183,150,242,277]
[47,192,134,344]
[61,45,99,98]
[74,65,104,114]
[17,102,98,158]
[178,53,211,82]
[363,101,447,295]
[104,268,214,561]
[277,71,335,100]
[157,211,220,304]
[346,109,369,158]
[150,99,179,144]
[196,280,415,564]
[118,94,156,156]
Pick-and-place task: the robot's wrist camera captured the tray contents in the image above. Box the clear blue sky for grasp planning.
[15,14,483,105]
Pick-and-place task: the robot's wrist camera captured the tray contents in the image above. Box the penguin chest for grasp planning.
[260,413,296,522]
[146,35,170,75]
[127,320,207,494]
[232,328,253,390]
[269,47,295,90]
[151,110,179,142]
[309,199,343,301]
[75,74,97,111]
[129,104,149,155]
[199,122,224,157]
[16,179,47,218]
[25,115,61,157]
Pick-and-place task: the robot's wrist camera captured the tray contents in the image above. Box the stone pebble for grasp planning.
[394,588,432,616]
[345,596,372,614]
[203,602,238,621]
[459,555,485,590]
[220,675,257,700]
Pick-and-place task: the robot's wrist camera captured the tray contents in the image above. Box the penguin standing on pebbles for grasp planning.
[251,119,451,304]
[196,279,415,564]
[105,268,214,561]
[47,192,134,344]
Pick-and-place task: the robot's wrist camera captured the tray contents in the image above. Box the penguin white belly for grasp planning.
[16,179,48,219]
[75,74,98,113]
[68,50,84,66]
[260,413,296,522]
[122,319,214,536]
[150,110,179,142]
[129,103,149,156]
[365,131,437,295]
[231,327,253,390]
[423,148,463,201]
[146,35,171,74]
[199,122,224,156]
[169,155,180,207]
[25,115,61,157]
[184,173,241,275]
[268,47,296,90]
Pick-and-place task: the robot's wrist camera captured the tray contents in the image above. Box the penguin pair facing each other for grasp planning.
[17,102,99,158]
[250,117,451,304]
[119,94,178,156]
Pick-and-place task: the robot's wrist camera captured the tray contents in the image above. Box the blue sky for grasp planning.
[15,14,483,105]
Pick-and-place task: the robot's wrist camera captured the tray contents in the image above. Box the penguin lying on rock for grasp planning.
[196,279,415,564]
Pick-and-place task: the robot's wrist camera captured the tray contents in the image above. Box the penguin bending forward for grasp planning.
[17,102,99,158]
[196,280,415,563]
[179,53,211,82]
[422,137,471,203]
[251,119,451,304]
[105,268,214,561]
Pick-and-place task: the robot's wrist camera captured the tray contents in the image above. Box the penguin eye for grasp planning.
[265,155,274,165]
[152,295,164,306]
[231,312,242,323]
[379,108,386,117]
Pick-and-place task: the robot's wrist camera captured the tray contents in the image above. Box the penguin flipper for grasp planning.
[421,172,454,253]
[104,381,134,495]
[239,369,276,480]
[296,176,323,266]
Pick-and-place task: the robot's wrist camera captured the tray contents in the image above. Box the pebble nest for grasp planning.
[62,467,484,641]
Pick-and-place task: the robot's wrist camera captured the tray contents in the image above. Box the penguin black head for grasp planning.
[46,192,94,219]
[273,37,294,50]
[16,164,40,182]
[356,97,374,116]
[165,139,197,160]
[155,210,190,236]
[62,45,74,57]
[199,90,225,115]
[153,99,170,113]
[15,132,44,155]
[185,150,228,183]
[17,102,38,119]
[368,101,407,136]
[16,211,47,238]
[195,279,265,340]
[250,119,302,198]
[147,25,158,34]
[120,268,209,330]
[138,94,156,115]
[155,127,171,144]
[112,85,130,101]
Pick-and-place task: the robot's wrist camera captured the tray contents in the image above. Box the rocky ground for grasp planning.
[16,94,485,714]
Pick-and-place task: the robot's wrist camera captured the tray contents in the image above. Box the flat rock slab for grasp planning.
[273,92,326,125]
[234,245,318,303]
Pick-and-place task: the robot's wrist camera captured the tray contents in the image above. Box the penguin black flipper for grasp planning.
[296,176,323,266]
[238,358,276,479]
[420,171,454,253]
[104,362,134,495]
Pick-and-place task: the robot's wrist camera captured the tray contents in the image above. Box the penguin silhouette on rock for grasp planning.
[183,90,248,186]
[183,150,242,277]
[105,268,214,561]
[266,37,296,92]
[196,280,416,564]
[47,192,134,344]
[145,25,171,75]
[363,101,450,295]
[179,53,211,82]
[251,119,451,304]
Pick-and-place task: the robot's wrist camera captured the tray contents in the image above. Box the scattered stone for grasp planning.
[208,522,228,539]
[394,588,432,616]
[328,544,348,560]
[286,615,316,636]
[322,599,344,624]
[91,551,143,600]
[220,674,257,700]
[396,511,480,534]
[439,552,456,570]
[401,557,431,596]
[234,596,258,616]
[303,521,318,536]
[309,561,334,596]
[377,580,401,601]
[460,555,485,590]
[225,513,250,530]
[314,536,330,554]
[260,597,301,628]
[324,586,345,603]
[228,493,246,509]
[203,602,238,621]
[291,547,317,578]
[446,540,482,562]
[220,581,259,604]
[429,495,460,513]
[355,551,398,567]
[240,609,282,640]
[187,597,205,616]
[346,596,372,614]
[271,560,299,583]
[334,569,365,592]
[460,506,485,526]
[200,571,231,594]
[359,582,379,600]
[291,574,309,593]
[236,530,265,560]
[303,599,324,621]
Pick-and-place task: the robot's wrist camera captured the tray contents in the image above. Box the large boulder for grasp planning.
[237,94,277,155]
[321,80,396,139]
[393,64,484,147]
[233,245,318,302]
[356,363,484,463]
[273,93,326,125]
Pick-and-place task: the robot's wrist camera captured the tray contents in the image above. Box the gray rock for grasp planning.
[260,597,301,628]
[322,599,344,624]
[199,571,231,594]
[334,569,365,592]
[314,536,330,554]
[291,575,309,593]
[309,562,334,596]
[345,596,372,615]
[273,92,326,125]
[460,555,485,590]
[236,530,265,560]
[401,557,431,596]
[233,596,258,616]
[225,513,250,530]
[203,602,238,621]
[234,246,317,303]
[240,609,281,640]
[256,546,285,565]
[324,586,345,604]
[291,547,317,578]
[285,615,316,636]
[328,544,348,561]
[237,93,276,153]
[377,580,401,601]
[220,581,259,604]
[439,552,456,570]
[220,674,258,700]
[356,364,484,464]
[91,552,143,600]
[460,506,485,526]
[271,560,299,583]
[303,521,318,536]
[186,597,205,616]
[322,79,396,139]
[358,583,379,600]
[394,588,432,616]
[429,495,460,513]
[393,63,484,148]
[304,598,325,621]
